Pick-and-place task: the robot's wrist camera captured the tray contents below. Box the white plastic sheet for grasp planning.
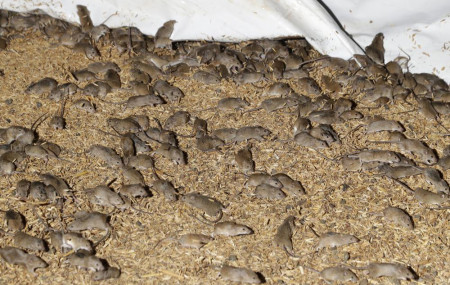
[2,0,450,81]
[322,0,450,81]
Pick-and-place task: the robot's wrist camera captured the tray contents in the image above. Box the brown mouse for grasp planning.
[381,207,414,230]
[301,265,359,283]
[245,173,282,188]
[86,185,125,208]
[67,211,111,246]
[154,20,176,49]
[0,247,48,275]
[219,265,262,284]
[308,227,359,250]
[150,170,178,201]
[273,215,297,257]
[87,144,124,168]
[351,262,416,280]
[234,145,255,174]
[272,173,306,196]
[25,77,58,95]
[233,126,271,143]
[155,233,213,249]
[3,210,25,232]
[254,183,286,200]
[152,143,186,165]
[13,231,47,252]
[65,251,104,272]
[92,266,121,281]
[181,193,225,222]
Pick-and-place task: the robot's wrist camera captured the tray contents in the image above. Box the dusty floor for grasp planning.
[0,29,449,285]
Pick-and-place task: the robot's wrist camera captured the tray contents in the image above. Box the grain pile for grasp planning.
[0,6,449,284]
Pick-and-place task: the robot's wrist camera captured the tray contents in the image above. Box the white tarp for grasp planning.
[2,0,450,82]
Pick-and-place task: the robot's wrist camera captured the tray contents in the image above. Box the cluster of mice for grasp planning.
[1,5,449,283]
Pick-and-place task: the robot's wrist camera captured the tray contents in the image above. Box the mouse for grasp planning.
[71,69,98,82]
[369,136,438,166]
[272,173,306,196]
[14,179,31,199]
[211,128,238,143]
[65,251,105,272]
[273,215,297,257]
[92,266,121,281]
[102,69,121,88]
[150,169,178,201]
[13,231,47,252]
[233,71,266,85]
[101,94,165,109]
[365,33,385,65]
[87,144,124,168]
[292,116,310,137]
[414,188,449,206]
[40,173,72,198]
[154,20,176,49]
[73,41,101,60]
[120,136,135,163]
[199,98,250,116]
[86,62,121,74]
[0,247,48,275]
[49,98,66,130]
[190,215,253,237]
[72,99,96,113]
[3,210,25,232]
[119,184,149,198]
[28,181,48,201]
[219,265,262,284]
[122,167,146,185]
[372,206,414,230]
[386,177,449,209]
[48,82,78,102]
[339,110,363,121]
[195,132,225,152]
[254,184,286,200]
[129,68,151,84]
[181,193,225,223]
[308,124,340,145]
[86,184,125,208]
[48,230,93,253]
[138,117,177,146]
[212,221,254,237]
[0,158,16,175]
[365,120,405,134]
[263,82,293,97]
[233,145,255,174]
[308,226,359,250]
[153,80,184,103]
[67,211,111,247]
[375,164,422,179]
[107,117,142,135]
[422,168,449,194]
[164,111,190,131]
[293,131,328,150]
[300,265,359,283]
[127,154,154,170]
[193,70,221,85]
[349,150,400,164]
[81,81,112,98]
[350,262,416,281]
[152,143,186,165]
[155,233,213,249]
[244,173,282,188]
[25,77,58,95]
[233,126,271,143]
